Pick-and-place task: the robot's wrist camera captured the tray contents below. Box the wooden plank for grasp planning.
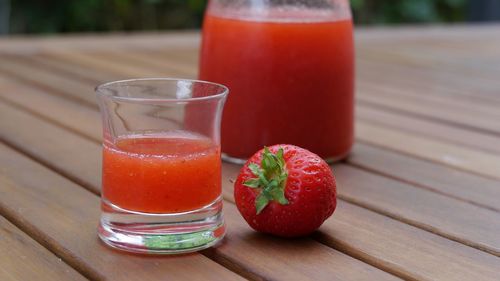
[208,203,400,281]
[1,25,499,55]
[0,101,101,193]
[0,76,101,141]
[222,166,500,281]
[0,216,87,281]
[0,104,399,281]
[40,39,500,139]
[33,48,498,162]
[358,47,500,86]
[0,31,200,54]
[334,164,500,256]
[3,77,500,281]
[357,104,500,155]
[2,24,500,280]
[0,143,246,281]
[348,143,500,212]
[38,34,500,141]
[5,46,498,236]
[357,58,500,105]
[354,24,500,43]
[356,122,500,180]
[92,49,197,78]
[27,54,119,84]
[359,43,500,84]
[6,48,498,182]
[40,49,170,78]
[155,48,201,68]
[315,201,500,281]
[8,49,500,182]
[357,84,500,136]
[35,43,500,181]
[358,69,500,115]
[0,56,96,107]
[5,44,499,183]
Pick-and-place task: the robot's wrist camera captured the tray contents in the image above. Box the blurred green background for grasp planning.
[1,0,499,35]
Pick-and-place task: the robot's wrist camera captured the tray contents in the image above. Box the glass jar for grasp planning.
[200,0,354,162]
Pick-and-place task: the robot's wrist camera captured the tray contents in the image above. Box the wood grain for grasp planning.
[356,122,500,180]
[357,83,500,136]
[2,77,500,281]
[348,143,500,212]
[207,203,400,281]
[26,54,118,84]
[3,42,499,241]
[41,49,167,78]
[0,101,101,193]
[357,58,500,105]
[358,44,500,90]
[0,143,245,281]
[221,163,500,281]
[91,49,197,78]
[333,164,500,256]
[0,56,96,107]
[6,46,500,183]
[356,104,500,155]
[0,216,87,281]
[0,31,200,53]
[0,101,399,281]
[2,26,500,280]
[28,40,500,182]
[0,76,101,141]
[316,201,500,281]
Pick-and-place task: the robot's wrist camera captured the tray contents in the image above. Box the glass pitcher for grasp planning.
[200,0,354,162]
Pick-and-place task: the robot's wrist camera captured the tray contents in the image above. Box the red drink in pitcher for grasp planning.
[200,0,354,161]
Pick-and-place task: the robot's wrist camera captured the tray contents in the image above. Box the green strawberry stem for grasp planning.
[243,147,289,214]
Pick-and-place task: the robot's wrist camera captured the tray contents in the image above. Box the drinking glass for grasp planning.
[200,0,354,163]
[96,78,228,254]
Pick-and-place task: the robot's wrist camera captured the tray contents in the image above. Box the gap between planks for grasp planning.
[0,141,250,281]
[1,51,499,188]
[0,43,500,243]
[0,83,500,280]
[0,212,89,281]
[0,53,500,235]
[0,52,500,182]
[0,110,402,280]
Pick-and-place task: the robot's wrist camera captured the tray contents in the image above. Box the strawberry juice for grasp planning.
[200,9,354,160]
[102,132,221,213]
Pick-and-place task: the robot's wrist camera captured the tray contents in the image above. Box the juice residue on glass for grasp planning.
[102,131,221,213]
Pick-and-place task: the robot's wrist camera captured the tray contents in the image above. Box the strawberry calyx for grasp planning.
[243,147,289,214]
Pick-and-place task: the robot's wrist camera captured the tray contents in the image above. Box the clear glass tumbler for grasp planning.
[96,78,228,254]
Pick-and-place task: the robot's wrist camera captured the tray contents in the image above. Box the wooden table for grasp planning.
[0,25,499,281]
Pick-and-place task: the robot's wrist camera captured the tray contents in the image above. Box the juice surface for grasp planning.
[199,12,354,160]
[102,132,221,213]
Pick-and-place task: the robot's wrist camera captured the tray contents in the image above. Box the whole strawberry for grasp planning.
[234,144,337,237]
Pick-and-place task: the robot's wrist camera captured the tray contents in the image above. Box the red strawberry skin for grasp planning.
[234,144,337,237]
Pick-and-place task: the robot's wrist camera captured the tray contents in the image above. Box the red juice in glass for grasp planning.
[96,78,227,254]
[102,132,221,213]
[199,4,354,161]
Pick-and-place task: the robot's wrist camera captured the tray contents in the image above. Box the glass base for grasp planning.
[221,153,248,164]
[98,197,225,254]
[222,151,350,165]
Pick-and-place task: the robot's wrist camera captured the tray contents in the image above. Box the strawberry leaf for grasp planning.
[243,146,289,215]
[248,163,261,176]
[243,178,261,188]
[255,194,270,214]
[269,187,288,205]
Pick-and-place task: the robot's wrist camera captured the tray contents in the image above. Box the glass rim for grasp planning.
[95,78,229,104]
